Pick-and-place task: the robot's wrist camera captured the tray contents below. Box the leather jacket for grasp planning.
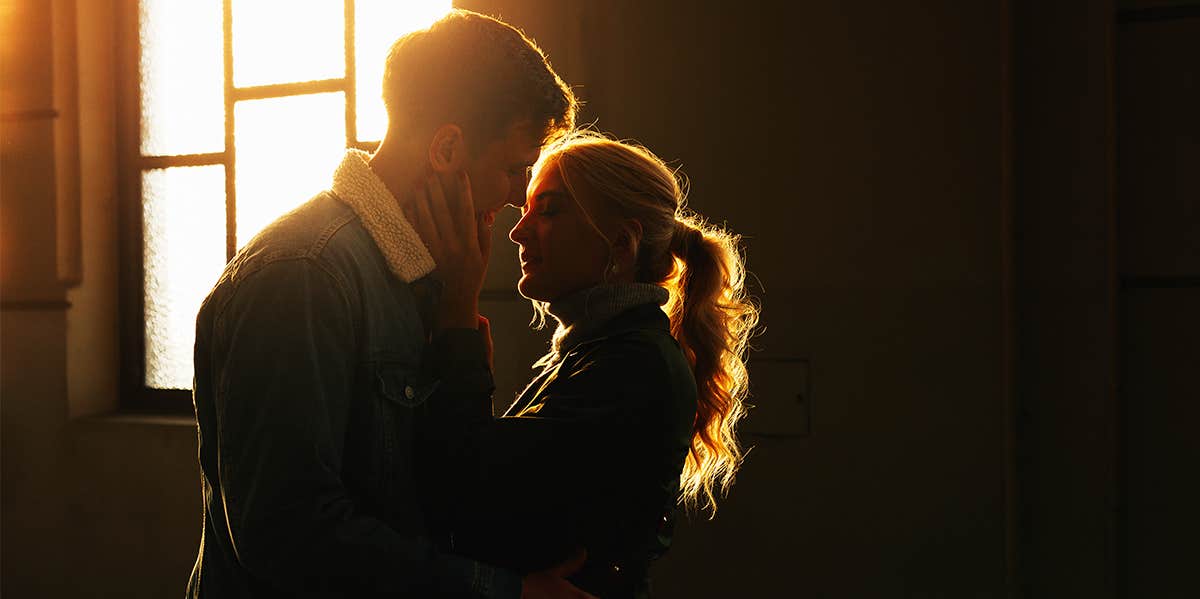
[421,303,699,599]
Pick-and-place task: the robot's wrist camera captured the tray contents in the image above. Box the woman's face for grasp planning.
[509,160,611,302]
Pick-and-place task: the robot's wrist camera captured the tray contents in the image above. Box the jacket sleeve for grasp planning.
[211,259,520,598]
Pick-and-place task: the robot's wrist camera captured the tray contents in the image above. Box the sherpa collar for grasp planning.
[329,149,435,283]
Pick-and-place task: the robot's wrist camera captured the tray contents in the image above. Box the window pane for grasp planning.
[232,0,345,87]
[234,92,346,248]
[143,166,227,390]
[355,0,452,142]
[139,0,224,156]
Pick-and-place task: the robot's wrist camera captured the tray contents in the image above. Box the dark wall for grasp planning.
[1115,4,1200,596]
[1010,1,1119,595]
[464,1,1010,596]
[8,0,1192,597]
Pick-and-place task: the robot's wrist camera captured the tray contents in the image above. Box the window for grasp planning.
[120,0,452,410]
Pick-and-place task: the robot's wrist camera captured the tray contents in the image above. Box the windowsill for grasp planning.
[72,410,195,428]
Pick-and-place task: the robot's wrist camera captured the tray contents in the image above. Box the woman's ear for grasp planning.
[615,219,644,269]
[427,124,466,173]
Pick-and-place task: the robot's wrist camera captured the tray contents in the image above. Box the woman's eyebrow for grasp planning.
[522,191,562,215]
[534,190,569,203]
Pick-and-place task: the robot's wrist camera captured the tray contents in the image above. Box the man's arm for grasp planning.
[211,258,520,598]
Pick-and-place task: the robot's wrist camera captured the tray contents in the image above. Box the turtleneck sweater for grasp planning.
[543,283,671,363]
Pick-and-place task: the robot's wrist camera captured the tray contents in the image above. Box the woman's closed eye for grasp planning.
[528,193,565,217]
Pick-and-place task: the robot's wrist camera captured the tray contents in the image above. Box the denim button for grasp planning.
[404,385,415,400]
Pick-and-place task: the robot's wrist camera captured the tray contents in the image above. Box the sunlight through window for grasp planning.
[232,0,345,88]
[143,166,227,390]
[233,92,347,248]
[139,0,452,391]
[139,0,223,156]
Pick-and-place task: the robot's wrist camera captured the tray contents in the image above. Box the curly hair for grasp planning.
[530,131,761,515]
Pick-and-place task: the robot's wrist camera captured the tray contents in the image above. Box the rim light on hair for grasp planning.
[528,130,761,515]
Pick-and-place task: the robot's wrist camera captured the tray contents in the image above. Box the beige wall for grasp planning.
[0,0,1127,596]
[3,1,74,596]
[3,2,200,597]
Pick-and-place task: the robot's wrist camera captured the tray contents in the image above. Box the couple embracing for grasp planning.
[187,9,757,599]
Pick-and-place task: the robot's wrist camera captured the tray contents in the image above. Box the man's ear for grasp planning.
[427,124,466,173]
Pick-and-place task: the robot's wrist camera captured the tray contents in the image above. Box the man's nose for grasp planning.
[505,184,527,208]
[507,168,532,208]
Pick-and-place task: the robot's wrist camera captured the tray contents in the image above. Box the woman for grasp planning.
[415,131,759,598]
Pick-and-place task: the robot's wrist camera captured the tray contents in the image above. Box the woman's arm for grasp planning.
[419,336,685,572]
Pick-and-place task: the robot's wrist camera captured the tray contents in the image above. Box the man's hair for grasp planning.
[382,9,578,150]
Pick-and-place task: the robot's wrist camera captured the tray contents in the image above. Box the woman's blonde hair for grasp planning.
[530,131,760,515]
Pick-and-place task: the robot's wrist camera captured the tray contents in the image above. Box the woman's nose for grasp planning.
[509,212,530,244]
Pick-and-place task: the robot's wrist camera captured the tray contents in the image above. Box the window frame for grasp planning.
[117,0,382,412]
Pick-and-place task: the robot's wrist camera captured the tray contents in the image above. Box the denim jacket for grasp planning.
[187,191,520,598]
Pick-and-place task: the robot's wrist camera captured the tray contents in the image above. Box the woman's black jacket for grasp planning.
[419,303,698,598]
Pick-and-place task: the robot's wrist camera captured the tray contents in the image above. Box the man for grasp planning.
[187,10,589,598]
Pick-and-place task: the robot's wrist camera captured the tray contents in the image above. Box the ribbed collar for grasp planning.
[545,283,670,359]
[329,149,435,283]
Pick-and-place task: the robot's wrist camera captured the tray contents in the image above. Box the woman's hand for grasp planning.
[404,172,492,330]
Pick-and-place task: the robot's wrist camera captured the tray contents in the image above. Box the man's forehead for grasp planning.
[521,145,547,167]
[472,121,542,165]
[498,120,544,156]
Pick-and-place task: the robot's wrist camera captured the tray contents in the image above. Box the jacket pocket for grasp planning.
[368,362,434,527]
[375,363,439,408]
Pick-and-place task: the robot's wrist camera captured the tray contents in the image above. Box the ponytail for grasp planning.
[528,130,761,515]
[666,214,758,515]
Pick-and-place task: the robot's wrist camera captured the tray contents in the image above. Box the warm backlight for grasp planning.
[140,0,451,389]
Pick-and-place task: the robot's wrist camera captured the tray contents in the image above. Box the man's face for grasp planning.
[461,122,543,221]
